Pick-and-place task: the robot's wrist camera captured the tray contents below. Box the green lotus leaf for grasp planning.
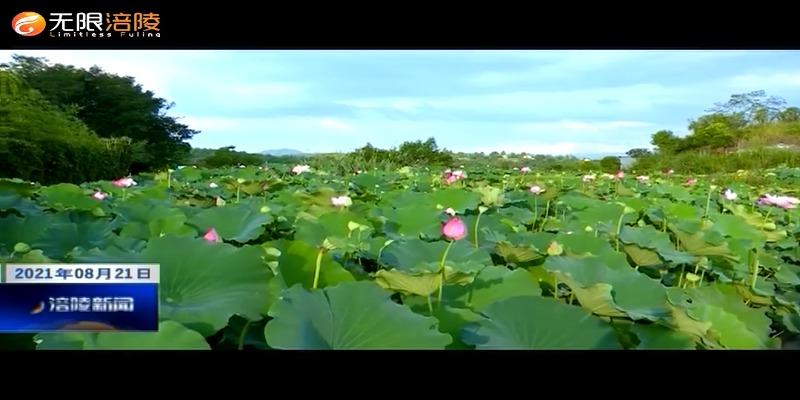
[37,183,107,212]
[264,281,452,349]
[374,269,442,297]
[460,296,621,349]
[142,235,274,336]
[380,238,492,274]
[444,266,541,311]
[188,203,272,243]
[294,210,372,246]
[0,214,53,255]
[271,239,355,290]
[631,323,696,349]
[428,189,481,214]
[33,219,114,259]
[35,321,210,350]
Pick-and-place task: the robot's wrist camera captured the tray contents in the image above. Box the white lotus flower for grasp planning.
[292,165,311,175]
[331,195,353,207]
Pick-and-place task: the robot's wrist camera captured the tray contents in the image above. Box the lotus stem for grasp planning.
[312,248,325,289]
[473,210,483,248]
[553,275,559,300]
[238,319,252,350]
[750,248,759,290]
[703,189,713,219]
[437,240,455,306]
[540,200,550,232]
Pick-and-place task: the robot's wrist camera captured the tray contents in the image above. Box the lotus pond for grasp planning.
[1,164,799,350]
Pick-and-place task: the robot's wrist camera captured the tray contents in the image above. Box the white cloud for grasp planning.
[516,120,653,134]
[319,118,353,132]
[728,72,800,90]
[468,51,643,87]
[335,83,692,119]
[467,50,755,88]
[204,82,309,109]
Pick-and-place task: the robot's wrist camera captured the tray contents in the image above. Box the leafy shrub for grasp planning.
[0,136,134,184]
[632,148,800,174]
[600,156,621,173]
[202,146,266,168]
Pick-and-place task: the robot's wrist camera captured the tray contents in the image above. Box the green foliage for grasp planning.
[322,138,455,174]
[200,146,267,168]
[6,55,197,172]
[633,148,800,174]
[641,91,800,174]
[0,157,797,350]
[599,156,621,173]
[626,148,652,158]
[0,70,134,184]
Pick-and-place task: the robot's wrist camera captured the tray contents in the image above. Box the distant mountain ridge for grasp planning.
[261,149,305,156]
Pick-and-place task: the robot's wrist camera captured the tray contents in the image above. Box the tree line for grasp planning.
[626,91,800,173]
[0,55,198,184]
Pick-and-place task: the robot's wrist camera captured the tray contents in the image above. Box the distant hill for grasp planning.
[261,149,304,156]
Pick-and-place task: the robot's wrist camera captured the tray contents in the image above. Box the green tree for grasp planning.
[0,70,133,183]
[203,146,265,168]
[395,137,454,166]
[778,107,800,122]
[685,113,744,150]
[709,90,786,124]
[7,55,198,172]
[626,148,652,158]
[651,130,681,153]
[599,156,621,173]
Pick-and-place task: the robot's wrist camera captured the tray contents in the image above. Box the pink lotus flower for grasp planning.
[203,228,221,243]
[758,194,799,209]
[722,189,737,201]
[685,178,697,186]
[112,177,136,188]
[441,217,467,241]
[520,167,531,173]
[442,169,466,185]
[444,207,456,216]
[529,185,544,195]
[91,191,107,200]
[614,171,625,180]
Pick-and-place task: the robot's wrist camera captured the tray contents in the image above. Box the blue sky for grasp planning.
[3,50,800,155]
